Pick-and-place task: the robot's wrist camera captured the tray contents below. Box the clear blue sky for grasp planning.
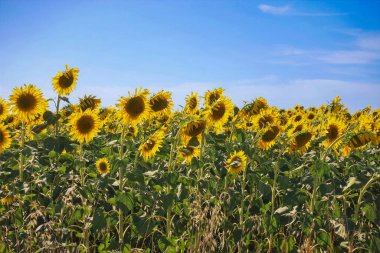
[1,0,379,111]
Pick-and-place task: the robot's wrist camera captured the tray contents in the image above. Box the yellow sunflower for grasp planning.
[184,92,200,115]
[239,97,269,118]
[179,145,200,164]
[149,90,173,116]
[0,98,9,121]
[0,195,14,206]
[139,129,165,161]
[68,109,101,143]
[0,124,11,154]
[288,130,313,154]
[52,64,79,96]
[347,132,375,149]
[322,117,347,148]
[253,107,279,131]
[205,97,234,134]
[116,88,151,126]
[9,84,48,123]
[225,150,247,173]
[204,88,225,107]
[78,95,101,112]
[181,118,207,143]
[257,124,282,150]
[96,158,110,175]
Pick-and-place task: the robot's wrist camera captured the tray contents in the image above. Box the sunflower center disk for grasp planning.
[295,132,312,148]
[99,162,107,171]
[58,73,74,88]
[189,98,197,110]
[0,130,4,142]
[186,121,206,136]
[144,140,156,151]
[211,104,226,120]
[125,97,145,117]
[151,98,168,112]
[326,125,339,140]
[17,93,37,111]
[0,105,3,115]
[259,116,273,129]
[76,115,95,134]
[262,126,280,142]
[208,94,220,105]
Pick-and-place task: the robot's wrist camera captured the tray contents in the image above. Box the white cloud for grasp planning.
[317,50,380,64]
[258,4,291,15]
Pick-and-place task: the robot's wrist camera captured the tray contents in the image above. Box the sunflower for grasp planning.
[257,124,282,150]
[322,117,347,148]
[184,92,200,115]
[254,107,279,130]
[0,124,11,154]
[0,98,9,121]
[139,129,165,161]
[205,97,234,133]
[204,88,225,107]
[240,97,269,118]
[149,90,173,116]
[78,95,101,112]
[225,150,247,173]
[0,195,14,206]
[346,132,375,149]
[288,130,313,154]
[179,145,200,164]
[181,118,207,143]
[9,84,48,123]
[52,64,79,96]
[116,88,151,126]
[96,158,110,175]
[68,109,101,143]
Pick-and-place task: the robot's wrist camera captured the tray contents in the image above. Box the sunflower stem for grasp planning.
[55,95,61,136]
[19,122,26,182]
[268,162,279,253]
[79,142,85,187]
[118,127,125,248]
[354,174,380,222]
[239,163,247,226]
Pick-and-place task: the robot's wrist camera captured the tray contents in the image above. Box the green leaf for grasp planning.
[92,208,107,232]
[115,191,134,212]
[362,204,376,222]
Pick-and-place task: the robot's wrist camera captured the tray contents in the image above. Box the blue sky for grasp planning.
[0,0,379,111]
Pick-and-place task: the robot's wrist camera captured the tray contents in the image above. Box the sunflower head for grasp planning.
[184,92,200,115]
[0,195,15,206]
[116,88,151,125]
[204,88,225,107]
[149,90,173,116]
[139,129,165,161]
[226,150,247,173]
[0,124,11,154]
[9,84,48,123]
[206,97,234,133]
[254,107,279,130]
[68,109,101,143]
[0,98,9,121]
[258,125,282,150]
[288,130,313,154]
[179,145,200,164]
[323,117,347,148]
[52,64,79,96]
[96,158,110,175]
[78,95,101,112]
[347,132,374,149]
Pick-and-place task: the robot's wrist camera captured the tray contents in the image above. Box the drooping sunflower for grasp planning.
[68,109,101,143]
[288,130,313,154]
[116,88,151,126]
[322,117,347,148]
[178,145,200,164]
[78,95,101,112]
[96,158,110,175]
[239,97,269,118]
[346,132,375,149]
[205,97,234,133]
[149,90,173,117]
[181,118,207,143]
[257,124,282,150]
[225,150,247,173]
[0,98,9,121]
[52,64,79,96]
[184,92,200,115]
[139,129,165,161]
[0,124,11,154]
[9,84,48,123]
[204,88,225,107]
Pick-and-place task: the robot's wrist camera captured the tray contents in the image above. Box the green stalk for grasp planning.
[268,163,279,253]
[19,122,26,181]
[354,174,380,221]
[55,95,61,136]
[239,164,247,226]
[118,127,125,247]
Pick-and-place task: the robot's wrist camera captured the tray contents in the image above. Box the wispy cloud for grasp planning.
[272,32,380,65]
[258,4,291,15]
[258,3,347,16]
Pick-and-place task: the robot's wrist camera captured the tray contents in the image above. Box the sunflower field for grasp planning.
[0,65,379,253]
